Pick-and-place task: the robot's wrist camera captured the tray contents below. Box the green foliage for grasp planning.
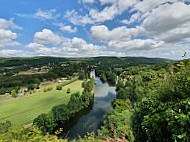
[131,60,190,142]
[60,77,78,86]
[33,88,36,93]
[67,88,71,93]
[11,90,17,98]
[98,110,134,142]
[112,99,130,111]
[0,126,67,142]
[56,85,62,90]
[43,87,53,92]
[82,81,87,88]
[33,112,57,133]
[34,78,95,133]
[0,120,11,134]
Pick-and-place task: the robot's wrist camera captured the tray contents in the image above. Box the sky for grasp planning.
[0,0,190,60]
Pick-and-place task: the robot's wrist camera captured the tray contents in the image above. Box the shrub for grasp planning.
[11,90,17,98]
[56,85,62,90]
[67,88,71,94]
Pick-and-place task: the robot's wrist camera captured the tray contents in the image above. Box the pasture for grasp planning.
[0,80,84,126]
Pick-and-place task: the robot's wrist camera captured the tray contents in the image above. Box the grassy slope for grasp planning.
[0,80,83,126]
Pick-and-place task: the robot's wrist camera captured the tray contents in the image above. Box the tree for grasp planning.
[33,112,57,133]
[33,88,37,93]
[11,90,17,98]
[125,75,144,110]
[56,85,62,90]
[67,88,71,94]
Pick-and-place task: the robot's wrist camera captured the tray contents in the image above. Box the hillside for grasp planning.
[0,56,172,67]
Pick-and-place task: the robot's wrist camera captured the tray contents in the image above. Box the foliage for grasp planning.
[112,99,131,111]
[0,126,67,142]
[33,112,57,133]
[56,85,62,90]
[98,110,134,142]
[60,77,78,86]
[131,60,190,142]
[33,78,95,133]
[43,87,53,92]
[67,88,71,93]
[0,120,11,134]
[33,88,37,93]
[11,90,17,98]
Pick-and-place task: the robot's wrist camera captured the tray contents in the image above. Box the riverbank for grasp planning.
[57,76,116,139]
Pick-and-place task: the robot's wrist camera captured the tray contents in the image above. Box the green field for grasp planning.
[0,80,83,126]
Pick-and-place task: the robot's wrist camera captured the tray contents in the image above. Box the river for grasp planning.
[59,75,116,139]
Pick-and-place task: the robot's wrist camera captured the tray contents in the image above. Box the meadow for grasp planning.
[0,80,83,126]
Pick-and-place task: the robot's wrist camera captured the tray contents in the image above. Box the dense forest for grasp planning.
[97,59,190,142]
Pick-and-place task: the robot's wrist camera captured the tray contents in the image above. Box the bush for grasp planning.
[67,88,71,94]
[43,87,53,92]
[56,85,62,90]
[0,120,12,134]
[11,90,17,98]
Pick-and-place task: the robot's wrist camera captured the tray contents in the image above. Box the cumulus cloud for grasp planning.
[0,18,21,48]
[0,49,26,57]
[91,25,144,42]
[0,18,22,30]
[25,28,125,57]
[108,39,164,51]
[89,1,190,55]
[65,0,137,25]
[56,23,78,33]
[34,29,64,45]
[142,2,190,43]
[64,9,94,25]
[16,9,60,20]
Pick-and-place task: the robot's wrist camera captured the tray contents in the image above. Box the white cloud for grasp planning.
[125,43,190,60]
[65,0,137,25]
[91,25,144,42]
[108,39,164,51]
[89,5,119,22]
[121,12,141,25]
[34,29,64,45]
[0,49,26,57]
[90,1,190,56]
[0,18,21,48]
[25,28,125,57]
[82,0,95,3]
[142,2,190,43]
[64,10,94,25]
[0,29,21,48]
[0,18,22,30]
[16,9,60,20]
[56,23,78,33]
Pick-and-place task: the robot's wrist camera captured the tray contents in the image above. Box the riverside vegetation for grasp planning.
[0,56,189,142]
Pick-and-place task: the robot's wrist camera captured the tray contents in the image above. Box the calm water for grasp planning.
[59,76,116,139]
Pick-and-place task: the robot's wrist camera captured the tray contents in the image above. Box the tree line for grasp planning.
[33,78,96,134]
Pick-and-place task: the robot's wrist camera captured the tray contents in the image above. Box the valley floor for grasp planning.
[0,80,83,126]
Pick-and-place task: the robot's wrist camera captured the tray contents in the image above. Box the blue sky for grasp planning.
[0,0,190,59]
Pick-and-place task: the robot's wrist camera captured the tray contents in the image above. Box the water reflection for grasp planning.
[59,77,116,139]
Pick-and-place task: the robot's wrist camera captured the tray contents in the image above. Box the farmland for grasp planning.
[0,80,84,126]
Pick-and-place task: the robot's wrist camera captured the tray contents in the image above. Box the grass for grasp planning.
[0,80,84,126]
